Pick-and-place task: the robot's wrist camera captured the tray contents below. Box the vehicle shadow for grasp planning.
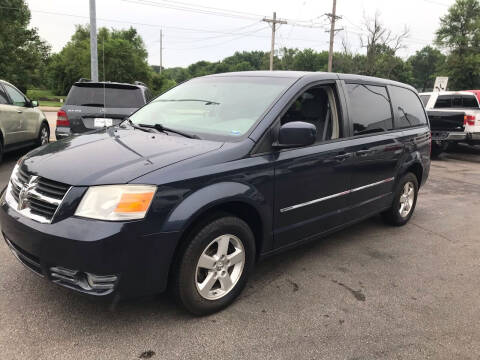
[433,144,480,163]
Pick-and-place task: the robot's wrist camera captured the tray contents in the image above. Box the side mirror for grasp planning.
[274,121,317,148]
[30,100,39,107]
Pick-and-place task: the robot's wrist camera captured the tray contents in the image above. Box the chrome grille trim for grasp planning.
[4,164,71,224]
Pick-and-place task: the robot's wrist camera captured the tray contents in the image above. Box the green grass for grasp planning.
[27,89,65,108]
[37,100,63,107]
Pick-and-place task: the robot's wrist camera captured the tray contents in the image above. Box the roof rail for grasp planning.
[134,81,146,86]
[78,78,91,83]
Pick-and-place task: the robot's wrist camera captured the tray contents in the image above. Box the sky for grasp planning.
[26,0,456,68]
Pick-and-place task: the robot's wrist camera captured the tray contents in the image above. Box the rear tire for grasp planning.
[172,215,256,315]
[431,141,447,157]
[382,172,418,226]
[37,122,50,146]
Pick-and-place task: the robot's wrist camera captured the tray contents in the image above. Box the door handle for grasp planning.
[356,149,372,157]
[16,110,23,113]
[333,152,352,161]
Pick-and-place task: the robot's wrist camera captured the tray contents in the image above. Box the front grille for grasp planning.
[5,165,71,223]
[4,235,43,277]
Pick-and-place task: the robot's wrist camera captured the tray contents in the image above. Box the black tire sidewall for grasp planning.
[175,216,256,315]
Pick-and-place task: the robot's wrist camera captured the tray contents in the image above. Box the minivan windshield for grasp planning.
[128,76,296,140]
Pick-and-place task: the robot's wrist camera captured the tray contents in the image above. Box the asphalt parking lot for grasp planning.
[1,146,480,360]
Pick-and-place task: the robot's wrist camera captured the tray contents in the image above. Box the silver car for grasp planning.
[0,80,50,161]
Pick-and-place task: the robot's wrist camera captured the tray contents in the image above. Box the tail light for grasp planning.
[56,110,70,127]
[464,115,475,126]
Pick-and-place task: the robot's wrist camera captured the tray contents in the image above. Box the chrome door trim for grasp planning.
[280,177,394,213]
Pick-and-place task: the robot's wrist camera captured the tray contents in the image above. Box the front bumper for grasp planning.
[0,198,180,298]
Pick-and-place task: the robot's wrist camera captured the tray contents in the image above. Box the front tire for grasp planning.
[172,215,255,315]
[382,173,419,226]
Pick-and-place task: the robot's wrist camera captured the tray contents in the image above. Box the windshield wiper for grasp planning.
[122,118,153,133]
[156,99,220,105]
[138,123,200,139]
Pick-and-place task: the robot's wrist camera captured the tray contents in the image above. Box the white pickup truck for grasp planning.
[420,91,480,155]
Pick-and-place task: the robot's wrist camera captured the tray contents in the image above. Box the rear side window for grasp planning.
[0,86,9,104]
[390,86,427,128]
[346,83,393,135]
[66,85,144,108]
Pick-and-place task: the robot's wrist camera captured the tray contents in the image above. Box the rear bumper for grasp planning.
[0,198,180,298]
[431,131,466,141]
[55,126,71,139]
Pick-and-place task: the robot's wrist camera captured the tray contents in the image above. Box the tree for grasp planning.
[48,25,152,95]
[0,0,51,92]
[435,0,480,89]
[359,13,410,77]
[407,46,446,91]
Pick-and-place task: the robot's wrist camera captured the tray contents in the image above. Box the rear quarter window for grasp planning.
[389,86,427,128]
[346,83,394,135]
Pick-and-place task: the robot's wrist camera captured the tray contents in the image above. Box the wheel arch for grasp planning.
[406,161,423,188]
[163,181,270,285]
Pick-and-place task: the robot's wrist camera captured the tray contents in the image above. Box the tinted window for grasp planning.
[462,95,479,108]
[419,94,430,107]
[66,85,145,108]
[4,84,26,106]
[0,86,9,104]
[390,86,427,128]
[346,84,393,135]
[434,94,480,109]
[434,96,451,108]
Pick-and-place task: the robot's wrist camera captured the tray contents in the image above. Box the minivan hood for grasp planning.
[22,128,223,186]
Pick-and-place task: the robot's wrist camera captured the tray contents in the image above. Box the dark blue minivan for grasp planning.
[0,71,430,314]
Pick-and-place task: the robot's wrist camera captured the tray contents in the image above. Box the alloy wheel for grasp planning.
[195,234,245,300]
[399,181,415,218]
[41,127,49,145]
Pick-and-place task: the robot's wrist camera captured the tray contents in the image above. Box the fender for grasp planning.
[160,181,270,235]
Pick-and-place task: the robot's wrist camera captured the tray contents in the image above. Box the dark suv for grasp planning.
[55,80,152,139]
[0,72,430,315]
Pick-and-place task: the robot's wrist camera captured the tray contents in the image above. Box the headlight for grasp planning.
[75,185,156,221]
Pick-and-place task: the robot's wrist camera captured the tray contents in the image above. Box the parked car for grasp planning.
[420,91,480,155]
[1,72,431,315]
[55,79,152,139]
[0,80,50,161]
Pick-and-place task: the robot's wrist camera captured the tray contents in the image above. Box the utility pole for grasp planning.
[159,29,163,74]
[263,12,287,71]
[89,0,98,82]
[325,0,342,72]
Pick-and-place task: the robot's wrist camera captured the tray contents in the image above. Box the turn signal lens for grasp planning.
[114,192,154,213]
[75,185,156,221]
